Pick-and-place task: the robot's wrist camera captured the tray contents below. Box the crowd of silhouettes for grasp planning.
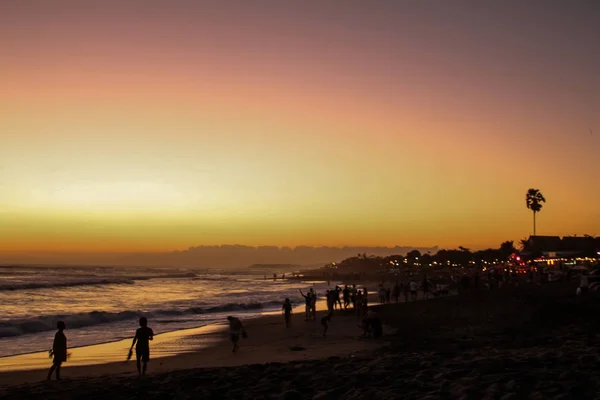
[46,280,399,382]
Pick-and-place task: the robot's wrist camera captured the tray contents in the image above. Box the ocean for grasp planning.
[0,265,328,358]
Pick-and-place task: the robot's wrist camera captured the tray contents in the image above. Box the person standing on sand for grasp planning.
[422,276,430,300]
[309,288,317,320]
[385,288,391,304]
[227,316,247,353]
[299,289,311,321]
[343,285,350,309]
[378,285,386,304]
[129,317,154,377]
[282,298,293,328]
[47,321,67,381]
[355,290,363,317]
[334,286,343,310]
[326,290,334,313]
[402,281,409,303]
[350,285,358,310]
[409,280,418,301]
[321,312,332,337]
[392,282,400,303]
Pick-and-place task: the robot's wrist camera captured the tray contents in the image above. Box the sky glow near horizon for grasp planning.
[1,1,599,253]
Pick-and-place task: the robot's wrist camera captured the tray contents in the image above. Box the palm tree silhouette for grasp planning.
[526,188,546,236]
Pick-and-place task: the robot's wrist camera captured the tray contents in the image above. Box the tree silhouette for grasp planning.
[406,250,421,259]
[526,189,546,236]
[518,238,529,250]
[499,241,516,258]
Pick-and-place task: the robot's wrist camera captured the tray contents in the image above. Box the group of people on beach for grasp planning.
[47,281,396,382]
[377,278,451,304]
[282,285,385,338]
[47,317,156,381]
[47,314,248,381]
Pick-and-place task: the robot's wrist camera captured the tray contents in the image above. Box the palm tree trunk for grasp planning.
[533,211,536,236]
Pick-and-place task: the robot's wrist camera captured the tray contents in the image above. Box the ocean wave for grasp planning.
[0,278,137,291]
[0,272,200,291]
[0,301,282,338]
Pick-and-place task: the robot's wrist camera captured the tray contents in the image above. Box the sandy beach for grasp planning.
[0,298,384,388]
[3,282,600,399]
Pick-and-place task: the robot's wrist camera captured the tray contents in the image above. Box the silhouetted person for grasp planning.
[422,277,430,300]
[356,290,363,317]
[402,281,409,303]
[130,317,154,377]
[343,285,350,309]
[299,289,311,321]
[361,310,383,338]
[350,284,357,309]
[409,280,418,301]
[334,286,342,309]
[47,321,67,381]
[369,313,383,338]
[392,282,400,303]
[282,298,292,328]
[326,289,335,313]
[227,316,247,353]
[385,288,391,303]
[321,312,332,337]
[309,288,317,320]
[378,285,386,304]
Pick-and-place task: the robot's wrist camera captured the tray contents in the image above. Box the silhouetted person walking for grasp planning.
[321,313,332,337]
[343,285,350,309]
[334,286,342,309]
[282,298,292,328]
[47,321,67,381]
[227,316,247,353]
[129,317,154,377]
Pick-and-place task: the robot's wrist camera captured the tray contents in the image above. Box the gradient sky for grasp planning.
[1,1,599,253]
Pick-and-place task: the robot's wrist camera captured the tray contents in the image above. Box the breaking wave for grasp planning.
[0,272,198,291]
[0,301,281,338]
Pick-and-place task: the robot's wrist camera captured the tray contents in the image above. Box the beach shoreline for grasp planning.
[4,282,600,399]
[0,279,393,370]
[0,295,385,387]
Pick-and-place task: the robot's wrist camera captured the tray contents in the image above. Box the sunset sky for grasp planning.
[1,1,599,253]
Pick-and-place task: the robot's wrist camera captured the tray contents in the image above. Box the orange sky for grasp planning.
[1,1,599,253]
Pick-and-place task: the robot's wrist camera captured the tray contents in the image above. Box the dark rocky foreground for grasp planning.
[3,283,600,399]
